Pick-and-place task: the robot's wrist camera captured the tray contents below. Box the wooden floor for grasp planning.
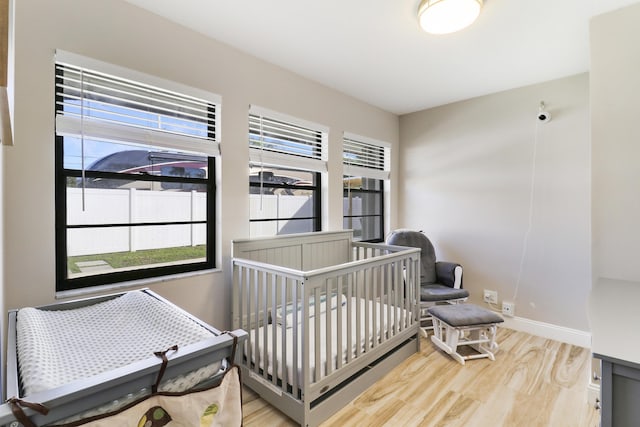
[242,328,600,427]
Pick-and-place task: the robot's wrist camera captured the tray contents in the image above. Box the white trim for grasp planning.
[249,104,329,135]
[499,315,591,348]
[248,148,327,173]
[55,268,220,300]
[587,382,600,408]
[343,164,390,180]
[343,132,391,148]
[55,50,221,106]
[56,115,220,156]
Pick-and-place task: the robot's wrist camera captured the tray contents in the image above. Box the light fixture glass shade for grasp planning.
[418,0,483,35]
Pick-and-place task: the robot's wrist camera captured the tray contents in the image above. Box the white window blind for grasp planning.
[55,51,220,156]
[249,106,327,172]
[343,133,390,180]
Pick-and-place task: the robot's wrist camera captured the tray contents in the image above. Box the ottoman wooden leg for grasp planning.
[427,304,504,365]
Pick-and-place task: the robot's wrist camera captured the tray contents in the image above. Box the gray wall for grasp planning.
[591,3,640,282]
[2,0,399,328]
[399,74,591,331]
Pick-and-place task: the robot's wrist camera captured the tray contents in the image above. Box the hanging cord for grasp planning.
[80,69,86,212]
[512,119,541,302]
[346,175,352,228]
[259,115,265,211]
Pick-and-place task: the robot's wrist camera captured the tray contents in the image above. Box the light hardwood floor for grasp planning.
[242,327,600,427]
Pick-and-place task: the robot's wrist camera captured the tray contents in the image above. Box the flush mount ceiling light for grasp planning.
[418,0,483,35]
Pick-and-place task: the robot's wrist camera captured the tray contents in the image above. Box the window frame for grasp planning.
[342,133,390,243]
[343,176,385,243]
[248,106,328,237]
[248,166,322,235]
[54,52,220,292]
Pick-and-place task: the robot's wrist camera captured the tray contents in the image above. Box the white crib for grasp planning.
[232,230,421,427]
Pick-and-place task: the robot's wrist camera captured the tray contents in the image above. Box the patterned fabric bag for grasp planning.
[8,338,242,427]
[59,365,242,427]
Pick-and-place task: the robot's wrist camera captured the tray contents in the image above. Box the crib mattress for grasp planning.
[249,297,410,386]
[16,290,221,398]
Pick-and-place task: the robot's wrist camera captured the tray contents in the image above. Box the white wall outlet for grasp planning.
[502,301,515,317]
[483,290,498,304]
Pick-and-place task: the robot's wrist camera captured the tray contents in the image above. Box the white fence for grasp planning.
[249,194,314,237]
[67,188,315,256]
[67,188,207,256]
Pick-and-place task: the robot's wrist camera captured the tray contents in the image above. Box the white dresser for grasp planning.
[589,277,640,427]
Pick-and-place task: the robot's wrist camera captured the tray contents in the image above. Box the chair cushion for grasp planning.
[387,229,437,284]
[421,284,469,302]
[428,303,504,327]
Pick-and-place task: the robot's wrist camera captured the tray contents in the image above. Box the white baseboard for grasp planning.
[500,315,592,348]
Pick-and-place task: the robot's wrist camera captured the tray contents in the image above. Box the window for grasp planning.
[248,106,327,237]
[55,51,220,292]
[343,133,390,242]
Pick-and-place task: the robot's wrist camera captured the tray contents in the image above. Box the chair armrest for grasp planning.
[435,261,463,289]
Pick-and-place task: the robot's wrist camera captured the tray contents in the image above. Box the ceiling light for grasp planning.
[418,0,483,35]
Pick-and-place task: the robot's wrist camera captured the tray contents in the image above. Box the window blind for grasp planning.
[343,133,390,180]
[249,106,327,172]
[55,54,220,156]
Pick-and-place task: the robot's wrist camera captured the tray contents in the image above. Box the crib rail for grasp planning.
[232,240,420,405]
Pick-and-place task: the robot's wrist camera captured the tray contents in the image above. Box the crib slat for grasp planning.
[379,264,385,344]
[269,273,277,387]
[324,279,332,377]
[397,261,401,333]
[280,276,288,393]
[393,261,398,335]
[253,268,260,372]
[346,273,353,364]
[292,278,300,398]
[372,265,378,348]
[364,267,370,352]
[259,271,268,380]
[406,259,413,328]
[314,286,321,383]
[355,270,362,358]
[233,265,241,329]
[336,275,344,371]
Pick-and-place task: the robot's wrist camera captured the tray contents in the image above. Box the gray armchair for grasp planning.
[387,229,469,335]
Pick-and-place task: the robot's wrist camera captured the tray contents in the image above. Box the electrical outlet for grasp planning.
[483,290,498,304]
[502,301,515,317]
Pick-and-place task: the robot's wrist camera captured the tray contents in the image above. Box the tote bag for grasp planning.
[62,365,242,427]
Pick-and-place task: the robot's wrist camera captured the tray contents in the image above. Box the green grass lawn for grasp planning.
[68,245,206,273]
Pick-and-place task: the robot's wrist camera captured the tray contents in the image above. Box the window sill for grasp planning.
[55,267,222,300]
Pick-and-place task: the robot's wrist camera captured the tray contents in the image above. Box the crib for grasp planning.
[0,289,247,426]
[232,230,421,427]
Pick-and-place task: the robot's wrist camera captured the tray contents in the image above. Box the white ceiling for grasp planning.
[123,0,640,115]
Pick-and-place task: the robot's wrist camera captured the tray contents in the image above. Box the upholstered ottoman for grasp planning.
[427,303,504,365]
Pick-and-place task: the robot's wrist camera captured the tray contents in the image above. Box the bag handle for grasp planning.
[7,397,49,427]
[152,345,179,394]
[152,330,238,394]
